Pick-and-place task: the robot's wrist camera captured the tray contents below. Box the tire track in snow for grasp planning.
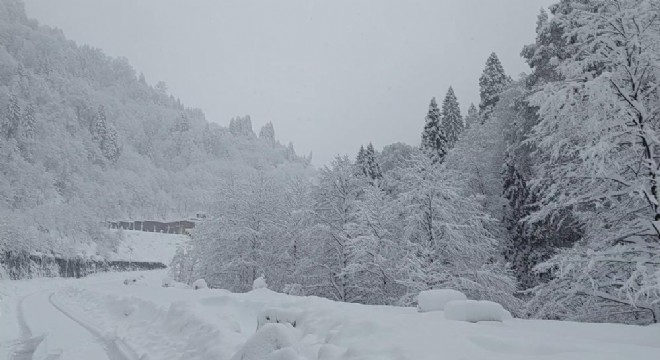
[10,292,46,360]
[47,292,140,360]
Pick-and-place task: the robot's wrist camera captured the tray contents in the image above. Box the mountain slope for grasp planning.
[0,0,311,268]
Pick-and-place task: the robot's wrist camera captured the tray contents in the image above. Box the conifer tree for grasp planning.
[479,53,509,121]
[464,103,479,129]
[102,124,121,164]
[2,95,21,139]
[92,105,108,143]
[259,122,275,143]
[365,143,382,180]
[420,97,447,163]
[356,145,367,176]
[21,104,35,139]
[440,87,463,147]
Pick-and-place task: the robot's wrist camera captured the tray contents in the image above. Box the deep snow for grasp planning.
[2,270,659,360]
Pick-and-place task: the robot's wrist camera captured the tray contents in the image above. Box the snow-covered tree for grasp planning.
[355,145,367,175]
[394,151,518,310]
[527,0,660,324]
[311,156,365,302]
[259,122,275,143]
[441,87,463,147]
[479,53,510,121]
[464,103,479,129]
[2,95,20,139]
[420,97,447,163]
[229,115,255,137]
[21,103,35,139]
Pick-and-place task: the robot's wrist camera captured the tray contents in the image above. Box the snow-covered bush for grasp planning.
[253,276,268,290]
[417,289,467,312]
[230,323,299,360]
[444,300,511,322]
[193,279,208,290]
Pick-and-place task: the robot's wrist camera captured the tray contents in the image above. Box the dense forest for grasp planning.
[0,0,311,272]
[2,0,660,326]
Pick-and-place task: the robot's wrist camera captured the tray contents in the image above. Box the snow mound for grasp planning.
[161,276,173,287]
[258,307,304,329]
[444,300,511,322]
[230,323,300,360]
[123,274,147,286]
[253,276,268,290]
[417,289,467,312]
[193,279,208,290]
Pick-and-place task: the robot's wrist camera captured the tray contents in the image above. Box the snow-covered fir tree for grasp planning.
[464,103,479,129]
[2,94,20,139]
[440,86,463,147]
[259,122,275,143]
[479,53,509,121]
[420,97,447,163]
[21,103,35,139]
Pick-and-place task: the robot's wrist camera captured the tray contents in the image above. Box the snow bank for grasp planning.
[417,289,467,312]
[193,279,208,290]
[444,300,511,322]
[230,323,302,360]
[258,307,304,329]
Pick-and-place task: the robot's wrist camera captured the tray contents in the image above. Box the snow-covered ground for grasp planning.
[1,270,659,360]
[109,230,188,265]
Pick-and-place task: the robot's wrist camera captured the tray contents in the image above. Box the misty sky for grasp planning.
[24,0,554,165]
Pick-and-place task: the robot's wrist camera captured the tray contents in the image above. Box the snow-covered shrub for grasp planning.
[417,289,467,312]
[253,276,268,290]
[193,278,208,290]
[258,308,304,329]
[230,323,298,360]
[444,300,511,322]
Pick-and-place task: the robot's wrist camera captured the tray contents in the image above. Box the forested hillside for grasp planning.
[174,0,660,325]
[0,0,310,268]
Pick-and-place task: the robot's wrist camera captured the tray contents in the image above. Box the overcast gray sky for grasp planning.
[24,0,554,165]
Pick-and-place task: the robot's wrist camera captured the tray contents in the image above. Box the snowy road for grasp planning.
[12,289,134,360]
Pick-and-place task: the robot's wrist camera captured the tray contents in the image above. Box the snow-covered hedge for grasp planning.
[444,300,511,322]
[417,289,467,312]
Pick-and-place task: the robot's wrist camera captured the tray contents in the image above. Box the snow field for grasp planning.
[12,270,659,360]
[417,289,467,312]
[109,230,188,265]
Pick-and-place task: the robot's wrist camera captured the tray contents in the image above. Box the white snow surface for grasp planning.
[444,300,511,322]
[417,289,467,312]
[109,230,188,265]
[1,270,659,360]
